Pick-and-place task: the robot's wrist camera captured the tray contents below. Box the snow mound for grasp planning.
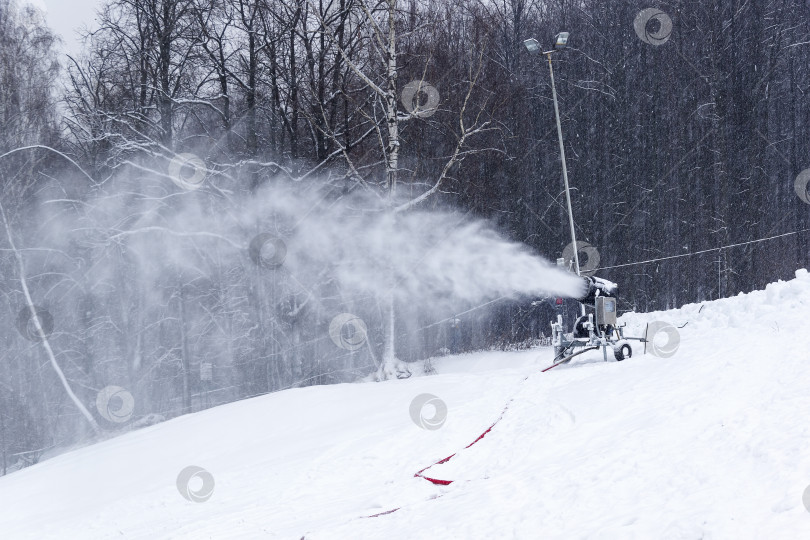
[1,271,809,539]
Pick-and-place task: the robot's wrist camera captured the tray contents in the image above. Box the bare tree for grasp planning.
[308,0,493,379]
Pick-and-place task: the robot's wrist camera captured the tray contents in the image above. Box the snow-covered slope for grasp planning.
[2,270,810,539]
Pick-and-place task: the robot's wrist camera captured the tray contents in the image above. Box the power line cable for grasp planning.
[599,228,810,271]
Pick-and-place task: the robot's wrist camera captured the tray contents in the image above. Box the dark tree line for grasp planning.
[1,0,809,472]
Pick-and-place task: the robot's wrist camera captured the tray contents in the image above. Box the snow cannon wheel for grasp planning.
[613,343,632,361]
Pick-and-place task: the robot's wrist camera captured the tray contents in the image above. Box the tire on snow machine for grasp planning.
[613,342,632,361]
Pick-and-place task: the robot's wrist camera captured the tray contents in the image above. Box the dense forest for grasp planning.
[1,0,809,472]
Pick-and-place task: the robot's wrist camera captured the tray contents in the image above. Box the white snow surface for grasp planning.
[2,270,810,539]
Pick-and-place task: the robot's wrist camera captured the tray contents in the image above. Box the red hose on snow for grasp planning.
[414,404,510,485]
[365,355,565,518]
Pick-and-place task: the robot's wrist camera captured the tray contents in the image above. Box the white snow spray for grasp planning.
[38,173,583,313]
[238,182,585,309]
[25,171,585,372]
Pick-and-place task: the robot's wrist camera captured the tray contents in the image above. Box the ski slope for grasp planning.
[2,270,810,539]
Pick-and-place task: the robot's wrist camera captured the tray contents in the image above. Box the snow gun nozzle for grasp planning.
[575,276,619,307]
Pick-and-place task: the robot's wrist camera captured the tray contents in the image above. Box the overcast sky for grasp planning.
[29,0,102,57]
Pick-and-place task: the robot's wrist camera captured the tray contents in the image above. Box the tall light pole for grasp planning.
[525,32,586,318]
[524,33,581,279]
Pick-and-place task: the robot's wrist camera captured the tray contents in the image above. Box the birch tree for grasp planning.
[308,0,492,379]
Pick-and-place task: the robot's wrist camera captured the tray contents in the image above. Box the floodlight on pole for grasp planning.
[523,38,542,55]
[554,32,570,50]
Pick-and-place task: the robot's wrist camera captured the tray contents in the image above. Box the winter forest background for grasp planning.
[1,0,809,473]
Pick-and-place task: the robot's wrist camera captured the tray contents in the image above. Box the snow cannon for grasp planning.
[549,275,645,366]
[571,276,618,340]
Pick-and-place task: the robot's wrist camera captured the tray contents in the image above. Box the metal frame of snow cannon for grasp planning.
[550,276,648,365]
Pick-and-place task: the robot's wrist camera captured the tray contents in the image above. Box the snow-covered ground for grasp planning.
[2,270,810,539]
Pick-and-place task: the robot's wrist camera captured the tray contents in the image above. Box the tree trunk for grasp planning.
[159,2,173,147]
[178,280,191,414]
[377,0,409,380]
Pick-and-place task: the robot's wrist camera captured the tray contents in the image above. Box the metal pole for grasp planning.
[547,53,579,276]
[547,52,585,316]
